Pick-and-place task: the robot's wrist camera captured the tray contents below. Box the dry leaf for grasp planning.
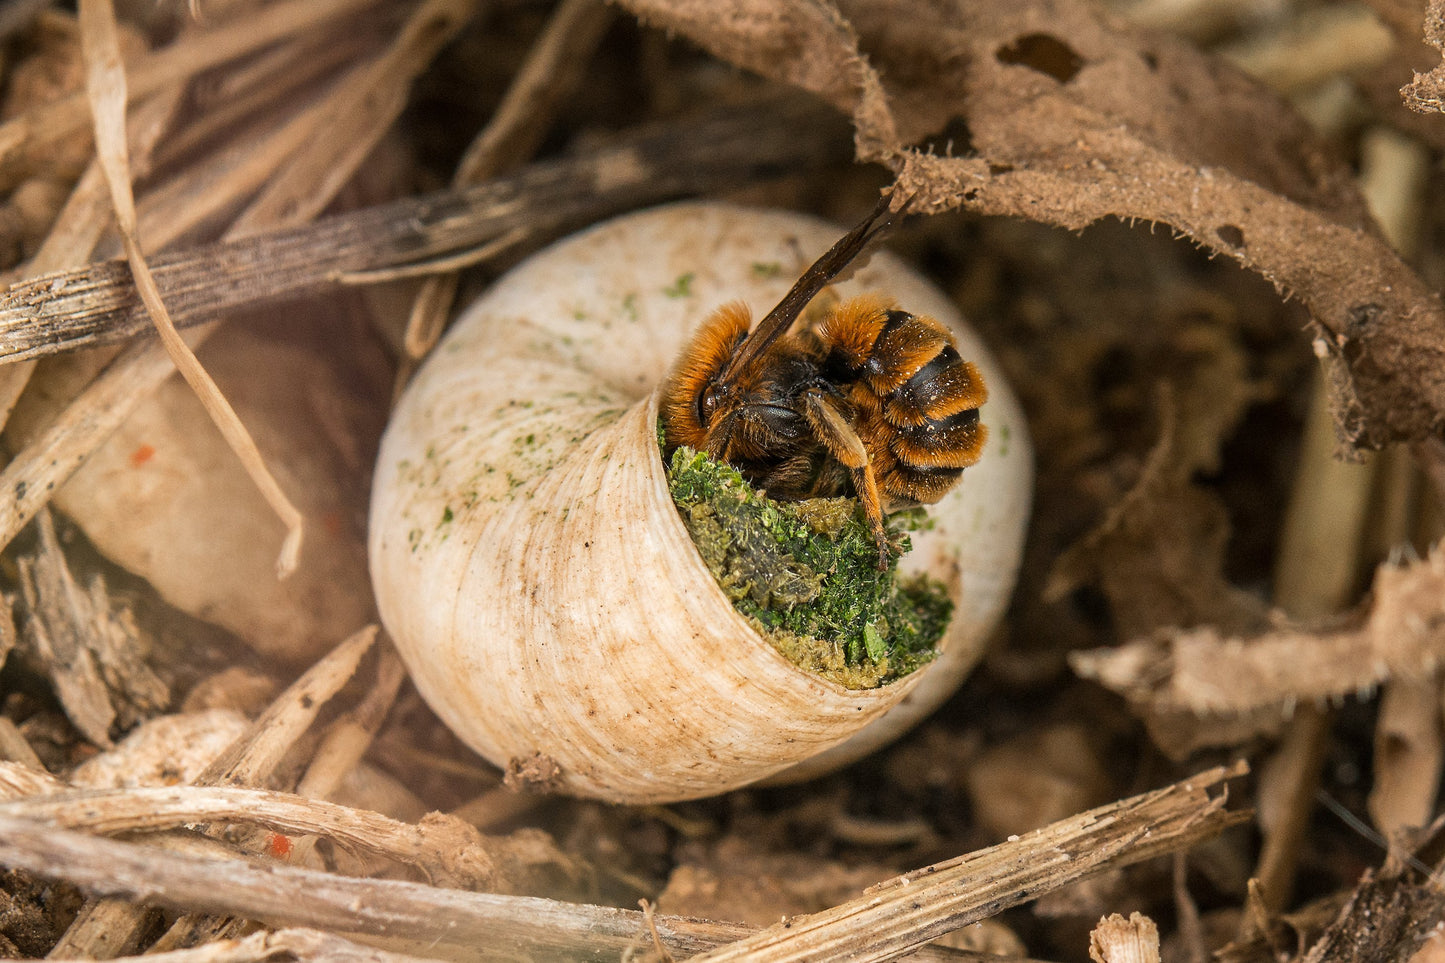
[1047,377,1265,640]
[613,0,1445,452]
[1071,544,1445,754]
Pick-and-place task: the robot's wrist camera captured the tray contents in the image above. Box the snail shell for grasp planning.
[369,203,1032,804]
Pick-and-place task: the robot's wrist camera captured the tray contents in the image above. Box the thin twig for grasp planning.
[2,766,1245,963]
[689,764,1249,963]
[0,96,845,362]
[0,782,538,889]
[49,628,378,957]
[198,626,378,788]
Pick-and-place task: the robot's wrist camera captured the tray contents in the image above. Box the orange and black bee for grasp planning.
[662,196,988,566]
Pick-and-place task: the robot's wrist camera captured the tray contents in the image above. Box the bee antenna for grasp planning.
[717,192,910,385]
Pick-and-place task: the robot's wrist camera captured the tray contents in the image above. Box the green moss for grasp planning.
[664,445,951,689]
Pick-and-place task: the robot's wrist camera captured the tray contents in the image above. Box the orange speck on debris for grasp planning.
[129,444,156,467]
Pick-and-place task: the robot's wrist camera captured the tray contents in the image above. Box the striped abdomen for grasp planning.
[813,297,988,508]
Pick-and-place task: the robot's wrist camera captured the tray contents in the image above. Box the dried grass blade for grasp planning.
[197,625,378,788]
[79,0,304,578]
[0,759,65,799]
[229,0,479,236]
[1367,673,1445,838]
[0,0,380,189]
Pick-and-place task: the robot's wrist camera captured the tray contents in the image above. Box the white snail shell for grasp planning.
[369,202,1032,804]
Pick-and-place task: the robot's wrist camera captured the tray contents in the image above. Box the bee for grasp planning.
[662,196,988,566]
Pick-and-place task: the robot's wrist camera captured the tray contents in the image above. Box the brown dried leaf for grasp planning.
[612,0,1445,451]
[616,0,878,123]
[1070,545,1445,751]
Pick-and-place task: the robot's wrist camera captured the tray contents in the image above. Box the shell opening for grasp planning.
[663,440,952,689]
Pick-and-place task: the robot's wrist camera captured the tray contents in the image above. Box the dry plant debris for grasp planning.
[0,766,1241,962]
[13,510,166,748]
[1070,544,1445,753]
[1088,913,1161,963]
[616,0,1443,451]
[0,0,1439,961]
[1405,0,1445,110]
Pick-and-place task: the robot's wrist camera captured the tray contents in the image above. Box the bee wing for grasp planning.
[716,192,911,388]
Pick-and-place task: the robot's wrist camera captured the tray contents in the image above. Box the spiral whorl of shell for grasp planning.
[369,203,1032,803]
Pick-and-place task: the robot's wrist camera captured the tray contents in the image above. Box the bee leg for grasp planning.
[800,390,893,568]
[851,463,894,570]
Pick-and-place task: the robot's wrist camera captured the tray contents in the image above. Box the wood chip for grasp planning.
[15,510,167,748]
[1089,913,1162,963]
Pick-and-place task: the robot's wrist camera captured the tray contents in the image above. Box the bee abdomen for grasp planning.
[859,310,947,395]
[892,406,987,470]
[883,349,987,429]
[879,462,965,507]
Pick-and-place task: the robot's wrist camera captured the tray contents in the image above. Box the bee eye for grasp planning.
[697,386,719,426]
